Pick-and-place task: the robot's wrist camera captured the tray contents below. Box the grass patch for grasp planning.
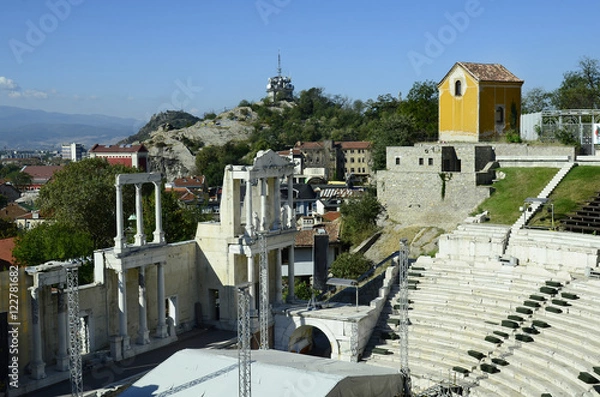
[530,166,600,228]
[476,168,558,224]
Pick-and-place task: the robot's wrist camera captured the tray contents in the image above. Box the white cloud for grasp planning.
[0,76,19,91]
[0,76,49,99]
[8,89,49,99]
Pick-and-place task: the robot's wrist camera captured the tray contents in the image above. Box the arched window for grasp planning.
[496,106,504,123]
[455,80,462,96]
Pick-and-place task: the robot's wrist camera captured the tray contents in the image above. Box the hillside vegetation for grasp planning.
[530,165,600,228]
[475,168,558,224]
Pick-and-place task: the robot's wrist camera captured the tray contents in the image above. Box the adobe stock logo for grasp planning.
[8,0,85,65]
[408,0,486,76]
[255,0,291,25]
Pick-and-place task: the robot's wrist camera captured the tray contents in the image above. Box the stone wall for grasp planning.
[378,170,491,229]
[492,143,576,159]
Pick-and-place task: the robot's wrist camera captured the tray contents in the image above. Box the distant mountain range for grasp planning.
[0,106,141,150]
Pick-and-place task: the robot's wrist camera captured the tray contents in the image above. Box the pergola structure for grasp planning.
[539,109,600,154]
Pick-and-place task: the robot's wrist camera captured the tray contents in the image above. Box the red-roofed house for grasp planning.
[89,144,149,171]
[0,237,15,270]
[20,165,63,192]
[284,219,342,278]
[438,62,524,142]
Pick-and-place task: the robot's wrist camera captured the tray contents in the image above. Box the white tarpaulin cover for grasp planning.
[121,348,404,397]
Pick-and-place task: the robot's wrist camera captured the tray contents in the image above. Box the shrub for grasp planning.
[523,300,541,308]
[529,294,546,302]
[540,286,558,295]
[516,307,533,315]
[532,320,551,328]
[578,372,599,384]
[485,335,502,344]
[329,252,373,280]
[515,334,534,343]
[491,358,509,366]
[468,350,485,361]
[452,366,469,375]
[561,292,579,300]
[480,363,500,374]
[501,320,519,329]
[522,327,540,335]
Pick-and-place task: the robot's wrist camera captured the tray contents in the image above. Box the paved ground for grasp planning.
[35,327,237,397]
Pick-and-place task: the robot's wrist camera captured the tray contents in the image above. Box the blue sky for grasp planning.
[0,0,597,121]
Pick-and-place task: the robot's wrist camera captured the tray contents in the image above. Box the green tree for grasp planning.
[340,191,385,246]
[195,141,250,186]
[12,222,94,267]
[370,114,417,170]
[37,158,138,248]
[522,87,553,113]
[329,252,373,280]
[143,189,211,243]
[0,217,18,238]
[399,80,439,141]
[5,171,32,192]
[552,57,600,109]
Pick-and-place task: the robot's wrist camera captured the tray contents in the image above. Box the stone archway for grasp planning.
[278,318,339,359]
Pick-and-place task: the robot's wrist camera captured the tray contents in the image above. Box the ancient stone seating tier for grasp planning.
[469,277,600,396]
[562,191,600,234]
[363,256,576,395]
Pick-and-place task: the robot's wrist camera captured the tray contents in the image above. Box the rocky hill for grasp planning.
[133,107,259,180]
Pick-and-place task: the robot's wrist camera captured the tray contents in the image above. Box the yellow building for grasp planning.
[438,62,524,142]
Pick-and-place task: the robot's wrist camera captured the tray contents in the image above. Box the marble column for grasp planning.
[134,183,145,246]
[273,176,281,230]
[276,248,283,304]
[260,178,267,231]
[245,178,254,237]
[117,270,130,351]
[55,287,69,371]
[287,174,294,228]
[153,181,165,244]
[137,266,150,344]
[29,287,46,379]
[156,263,168,338]
[287,246,295,302]
[247,254,256,311]
[115,183,125,252]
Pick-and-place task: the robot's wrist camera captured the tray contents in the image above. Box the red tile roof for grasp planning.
[458,62,523,83]
[21,165,63,180]
[90,144,148,153]
[0,203,28,221]
[338,141,371,150]
[294,141,323,150]
[172,175,206,188]
[295,220,341,247]
[322,211,341,222]
[0,237,15,269]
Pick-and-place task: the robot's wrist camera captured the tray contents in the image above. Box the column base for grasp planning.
[153,231,166,245]
[30,360,46,380]
[156,324,168,338]
[56,354,69,372]
[137,330,150,345]
[122,335,131,352]
[110,336,123,361]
